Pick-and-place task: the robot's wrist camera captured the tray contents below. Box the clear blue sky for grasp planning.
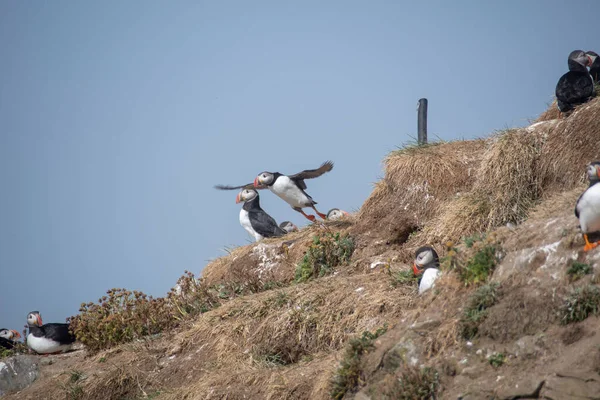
[1,1,598,333]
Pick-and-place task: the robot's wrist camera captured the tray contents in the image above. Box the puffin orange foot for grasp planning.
[584,242,600,252]
[316,212,327,220]
[306,214,317,222]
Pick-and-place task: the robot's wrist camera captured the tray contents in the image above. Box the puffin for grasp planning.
[26,311,76,354]
[236,186,287,242]
[0,328,22,350]
[588,51,600,83]
[412,246,441,294]
[555,50,595,113]
[279,221,299,234]
[326,208,349,221]
[215,161,334,222]
[575,162,600,251]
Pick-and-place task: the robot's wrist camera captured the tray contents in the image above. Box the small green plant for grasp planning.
[391,270,419,287]
[255,353,287,368]
[59,370,85,400]
[463,234,484,248]
[330,325,388,399]
[380,366,440,400]
[560,285,600,324]
[461,283,499,339]
[489,353,505,368]
[0,348,14,359]
[459,245,499,285]
[295,232,355,283]
[567,261,592,281]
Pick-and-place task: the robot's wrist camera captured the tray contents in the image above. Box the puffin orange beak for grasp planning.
[11,330,21,339]
[235,193,242,204]
[36,315,43,326]
[412,263,423,276]
[253,177,260,188]
[343,211,349,216]
[588,55,594,66]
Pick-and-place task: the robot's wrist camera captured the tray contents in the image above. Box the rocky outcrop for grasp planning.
[0,356,39,397]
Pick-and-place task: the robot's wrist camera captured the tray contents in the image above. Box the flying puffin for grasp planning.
[575,162,600,251]
[587,51,600,83]
[326,208,349,221]
[26,311,76,354]
[236,187,287,242]
[215,161,334,222]
[555,50,595,113]
[0,328,22,350]
[279,221,299,233]
[412,246,441,294]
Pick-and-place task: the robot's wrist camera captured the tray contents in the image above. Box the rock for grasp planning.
[354,389,372,400]
[0,355,40,396]
[409,319,441,333]
[513,334,543,359]
[495,377,545,399]
[461,366,483,379]
[382,336,420,371]
[541,371,600,399]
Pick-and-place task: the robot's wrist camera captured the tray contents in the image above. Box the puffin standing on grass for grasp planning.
[0,328,22,349]
[326,208,349,221]
[587,51,600,83]
[555,50,595,113]
[216,161,334,222]
[236,187,287,242]
[412,246,441,294]
[26,311,76,354]
[575,162,600,251]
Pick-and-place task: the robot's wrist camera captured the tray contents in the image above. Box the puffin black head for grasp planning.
[236,188,259,204]
[279,221,298,233]
[0,329,21,340]
[27,311,43,327]
[326,208,349,220]
[568,50,591,70]
[254,171,276,187]
[413,246,440,276]
[587,161,600,184]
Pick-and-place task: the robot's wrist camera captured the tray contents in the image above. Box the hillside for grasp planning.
[2,97,600,400]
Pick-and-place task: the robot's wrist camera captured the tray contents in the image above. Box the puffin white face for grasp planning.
[588,163,600,181]
[280,221,298,233]
[571,50,591,67]
[326,208,348,221]
[415,249,434,267]
[27,312,43,327]
[236,188,258,204]
[255,172,275,187]
[0,329,21,340]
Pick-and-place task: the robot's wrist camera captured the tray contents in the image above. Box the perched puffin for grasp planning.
[279,221,299,233]
[326,208,349,221]
[555,50,595,113]
[215,161,334,222]
[0,328,22,349]
[236,187,287,242]
[575,162,600,251]
[412,246,441,294]
[587,51,600,83]
[26,311,76,354]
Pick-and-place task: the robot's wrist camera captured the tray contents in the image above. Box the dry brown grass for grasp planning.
[536,99,561,122]
[353,139,486,244]
[413,128,543,246]
[537,97,600,194]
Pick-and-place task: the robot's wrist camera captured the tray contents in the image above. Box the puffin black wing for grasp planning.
[214,183,264,191]
[289,161,334,181]
[555,72,595,112]
[249,210,286,238]
[40,323,76,344]
[0,337,15,350]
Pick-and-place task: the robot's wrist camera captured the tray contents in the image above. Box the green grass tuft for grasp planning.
[461,283,500,339]
[295,232,355,283]
[459,245,499,285]
[489,353,506,368]
[379,366,440,400]
[567,261,592,281]
[391,270,419,287]
[560,285,600,324]
[330,325,388,399]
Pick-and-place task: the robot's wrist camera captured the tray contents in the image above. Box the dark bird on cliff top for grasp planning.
[0,328,22,350]
[326,208,349,221]
[236,187,287,242]
[587,51,600,83]
[555,50,595,114]
[26,311,76,354]
[575,162,600,252]
[412,246,441,294]
[215,161,334,222]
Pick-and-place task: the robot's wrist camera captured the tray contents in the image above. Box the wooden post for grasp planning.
[417,98,428,145]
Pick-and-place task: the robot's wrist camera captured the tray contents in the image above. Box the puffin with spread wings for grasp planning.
[215,161,334,222]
